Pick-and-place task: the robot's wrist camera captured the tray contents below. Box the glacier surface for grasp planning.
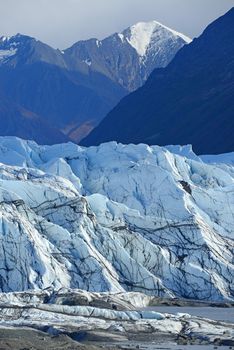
[0,137,233,301]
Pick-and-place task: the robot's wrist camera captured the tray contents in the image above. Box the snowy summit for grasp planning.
[121,20,191,57]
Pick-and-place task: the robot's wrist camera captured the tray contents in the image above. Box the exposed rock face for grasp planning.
[0,34,126,144]
[66,21,191,92]
[0,137,233,301]
[83,8,234,155]
[0,23,189,144]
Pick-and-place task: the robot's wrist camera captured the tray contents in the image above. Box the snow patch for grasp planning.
[124,20,191,57]
[0,48,17,61]
[83,58,92,66]
[118,33,124,42]
[96,39,102,47]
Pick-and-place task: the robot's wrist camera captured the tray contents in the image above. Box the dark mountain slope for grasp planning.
[0,62,125,133]
[82,8,234,154]
[0,34,127,143]
[0,92,68,144]
[0,23,188,144]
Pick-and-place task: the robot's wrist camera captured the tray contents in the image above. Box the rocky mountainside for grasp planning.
[0,90,69,144]
[65,21,191,91]
[0,22,189,144]
[0,136,233,301]
[83,8,234,155]
[0,34,126,144]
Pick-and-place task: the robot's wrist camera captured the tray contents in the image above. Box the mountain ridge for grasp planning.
[65,20,190,91]
[0,21,189,144]
[82,8,234,155]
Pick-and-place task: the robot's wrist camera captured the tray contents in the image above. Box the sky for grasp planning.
[0,0,233,49]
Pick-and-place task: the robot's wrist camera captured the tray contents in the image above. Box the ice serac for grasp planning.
[0,137,233,301]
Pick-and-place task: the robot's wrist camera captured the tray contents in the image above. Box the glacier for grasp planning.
[0,136,233,301]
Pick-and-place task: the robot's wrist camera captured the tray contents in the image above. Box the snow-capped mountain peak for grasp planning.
[122,20,191,57]
[0,33,34,46]
[0,34,35,60]
[0,35,24,62]
[0,22,191,143]
[0,35,10,42]
[0,33,69,69]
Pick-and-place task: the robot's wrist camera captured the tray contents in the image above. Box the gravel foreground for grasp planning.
[0,326,234,350]
[0,327,179,350]
[0,290,233,350]
[0,328,87,350]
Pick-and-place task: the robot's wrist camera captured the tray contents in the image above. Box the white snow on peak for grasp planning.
[96,39,102,47]
[124,20,191,57]
[118,33,125,43]
[0,36,10,42]
[0,48,17,61]
[153,20,192,43]
[0,34,19,44]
